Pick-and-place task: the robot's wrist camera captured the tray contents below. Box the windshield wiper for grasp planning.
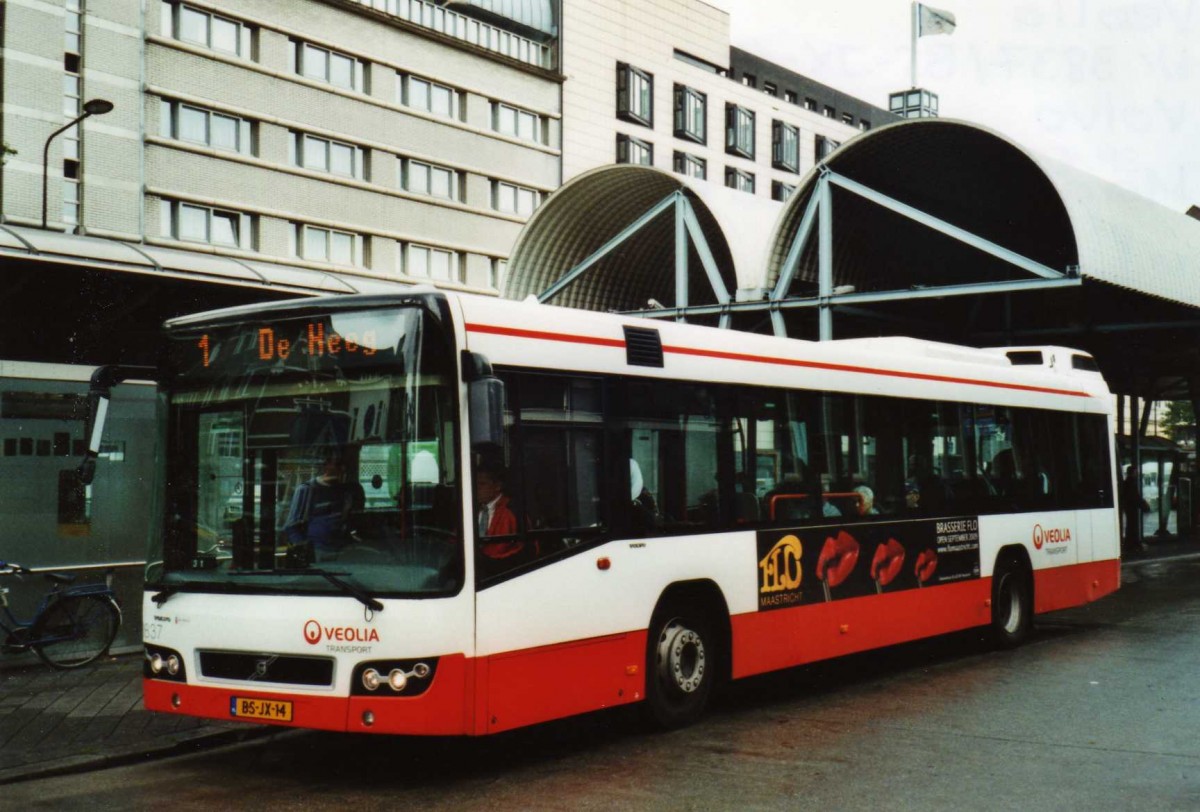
[230,568,383,612]
[151,584,182,607]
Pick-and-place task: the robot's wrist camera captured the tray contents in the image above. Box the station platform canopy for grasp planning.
[505,119,1200,400]
[0,224,414,367]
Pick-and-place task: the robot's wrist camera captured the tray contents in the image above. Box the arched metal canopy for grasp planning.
[504,165,753,321]
[508,120,1200,400]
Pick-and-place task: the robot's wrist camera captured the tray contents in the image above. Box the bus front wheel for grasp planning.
[643,600,716,729]
[991,558,1033,648]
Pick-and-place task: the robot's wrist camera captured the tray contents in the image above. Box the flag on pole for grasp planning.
[918,4,956,37]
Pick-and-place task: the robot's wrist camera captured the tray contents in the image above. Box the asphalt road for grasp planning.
[7,555,1200,811]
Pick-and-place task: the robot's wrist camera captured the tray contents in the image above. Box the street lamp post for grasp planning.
[41,98,114,230]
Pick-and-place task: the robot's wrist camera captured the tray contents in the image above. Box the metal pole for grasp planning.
[675,194,688,323]
[911,2,919,88]
[818,174,833,341]
[41,111,94,229]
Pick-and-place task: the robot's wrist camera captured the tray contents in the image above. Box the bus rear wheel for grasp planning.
[643,600,716,729]
[991,558,1032,648]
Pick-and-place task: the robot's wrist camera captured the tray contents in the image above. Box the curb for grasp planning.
[0,722,289,786]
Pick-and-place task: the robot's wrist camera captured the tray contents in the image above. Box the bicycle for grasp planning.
[0,561,122,669]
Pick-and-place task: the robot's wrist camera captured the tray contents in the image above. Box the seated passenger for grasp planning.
[853,484,880,516]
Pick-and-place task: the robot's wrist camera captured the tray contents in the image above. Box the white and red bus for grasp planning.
[117,290,1118,734]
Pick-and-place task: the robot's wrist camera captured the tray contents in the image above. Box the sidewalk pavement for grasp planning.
[0,652,275,785]
[2,536,1197,785]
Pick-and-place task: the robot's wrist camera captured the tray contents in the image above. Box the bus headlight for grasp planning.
[144,645,187,682]
[351,658,438,696]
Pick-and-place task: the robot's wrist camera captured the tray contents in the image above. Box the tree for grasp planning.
[1160,400,1194,442]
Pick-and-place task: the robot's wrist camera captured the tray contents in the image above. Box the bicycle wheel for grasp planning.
[32,594,120,669]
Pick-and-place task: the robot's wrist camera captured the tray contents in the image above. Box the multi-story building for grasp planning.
[2,0,893,299]
[1,0,562,292]
[560,0,894,204]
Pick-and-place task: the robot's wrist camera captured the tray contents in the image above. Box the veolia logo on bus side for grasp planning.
[1032,523,1071,550]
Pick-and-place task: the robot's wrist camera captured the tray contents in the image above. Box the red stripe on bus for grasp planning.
[662,344,1092,398]
[730,577,991,679]
[1033,558,1120,614]
[482,631,646,734]
[465,323,1091,398]
[465,323,626,348]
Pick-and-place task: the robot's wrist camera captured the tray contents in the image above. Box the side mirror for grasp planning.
[463,351,505,449]
[469,377,505,449]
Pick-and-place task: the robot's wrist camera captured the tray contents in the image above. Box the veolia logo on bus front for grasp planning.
[303,619,380,645]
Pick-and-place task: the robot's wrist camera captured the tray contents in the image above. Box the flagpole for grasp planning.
[911,1,918,88]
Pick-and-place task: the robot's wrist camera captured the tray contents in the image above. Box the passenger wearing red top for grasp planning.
[474,464,522,562]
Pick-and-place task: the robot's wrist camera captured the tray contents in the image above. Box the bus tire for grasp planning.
[642,598,717,730]
[991,557,1033,649]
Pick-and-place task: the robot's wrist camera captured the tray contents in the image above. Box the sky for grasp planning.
[710,0,1200,213]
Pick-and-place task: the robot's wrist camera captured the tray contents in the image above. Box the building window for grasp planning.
[673,151,706,180]
[162,2,252,57]
[859,120,871,131]
[725,104,755,159]
[386,0,553,67]
[291,40,363,91]
[784,90,797,104]
[823,105,836,119]
[161,101,253,154]
[816,135,841,162]
[65,0,82,56]
[616,63,653,127]
[490,257,507,290]
[841,112,854,126]
[673,85,706,144]
[63,170,80,226]
[63,1,83,225]
[741,73,756,89]
[493,102,542,143]
[403,159,459,201]
[162,200,251,249]
[804,97,817,111]
[772,120,800,173]
[289,132,364,179]
[725,167,755,194]
[403,243,460,282]
[763,82,777,97]
[492,181,539,216]
[771,180,797,202]
[616,134,653,166]
[399,73,460,119]
[292,223,363,266]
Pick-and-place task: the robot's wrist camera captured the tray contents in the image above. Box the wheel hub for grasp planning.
[657,621,706,694]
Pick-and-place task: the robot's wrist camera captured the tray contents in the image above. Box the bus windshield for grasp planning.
[153,304,462,598]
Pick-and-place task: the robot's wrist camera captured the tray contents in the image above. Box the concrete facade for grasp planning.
[1,0,562,293]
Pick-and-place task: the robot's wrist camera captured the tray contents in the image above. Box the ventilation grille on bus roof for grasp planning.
[623,326,664,368]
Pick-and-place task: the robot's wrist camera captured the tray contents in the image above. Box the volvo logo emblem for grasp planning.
[248,655,278,681]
